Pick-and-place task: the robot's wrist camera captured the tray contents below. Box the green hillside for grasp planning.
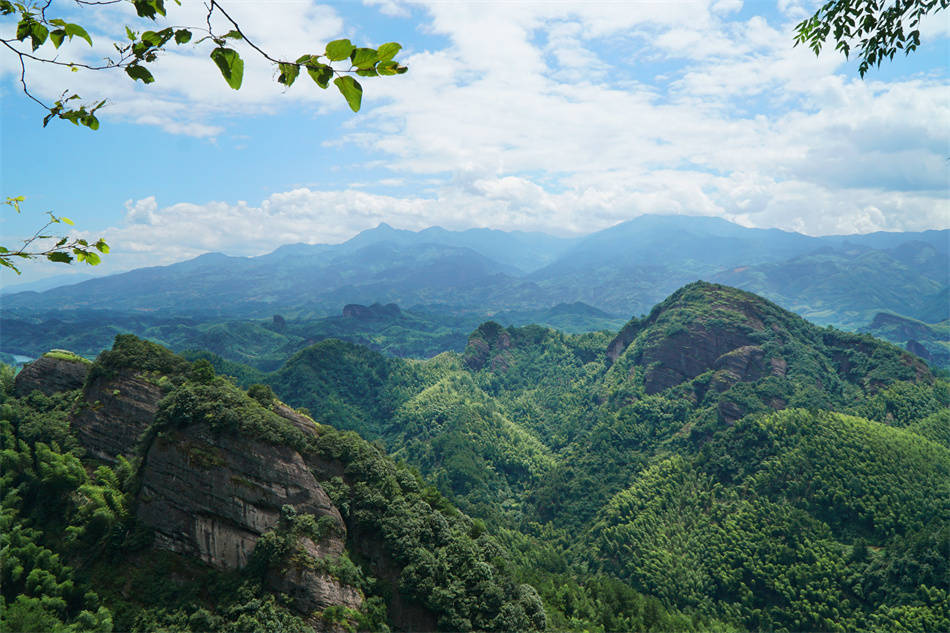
[3,282,947,632]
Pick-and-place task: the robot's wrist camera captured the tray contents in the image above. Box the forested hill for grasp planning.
[3,282,948,632]
[260,282,948,630]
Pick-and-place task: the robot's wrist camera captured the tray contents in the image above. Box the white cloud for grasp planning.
[2,0,947,279]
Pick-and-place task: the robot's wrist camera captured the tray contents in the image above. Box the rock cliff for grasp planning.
[72,370,165,462]
[59,353,364,625]
[13,353,90,396]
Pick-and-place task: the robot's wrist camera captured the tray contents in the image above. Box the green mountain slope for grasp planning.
[5,282,948,632]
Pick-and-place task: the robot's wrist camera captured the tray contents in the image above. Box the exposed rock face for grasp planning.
[137,423,344,569]
[708,346,768,393]
[14,354,89,397]
[641,325,759,394]
[73,371,164,462]
[266,537,363,616]
[342,302,401,319]
[718,398,747,424]
[274,402,320,438]
[606,320,641,363]
[906,339,932,362]
[136,422,362,621]
[464,321,512,371]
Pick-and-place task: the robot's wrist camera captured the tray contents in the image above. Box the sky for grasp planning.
[1,0,948,286]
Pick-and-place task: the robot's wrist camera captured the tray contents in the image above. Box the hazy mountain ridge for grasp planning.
[4,216,945,319]
[3,216,947,370]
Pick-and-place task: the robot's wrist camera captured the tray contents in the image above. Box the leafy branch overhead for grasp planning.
[0,0,408,129]
[794,0,949,77]
[0,197,109,274]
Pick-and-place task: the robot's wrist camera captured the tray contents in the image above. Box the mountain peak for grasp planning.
[607,281,929,405]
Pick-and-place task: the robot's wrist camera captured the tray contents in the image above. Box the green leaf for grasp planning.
[125,64,155,84]
[350,47,378,69]
[223,29,242,40]
[64,23,92,46]
[50,28,65,48]
[356,67,378,77]
[377,42,401,61]
[175,29,192,44]
[77,250,101,265]
[132,0,165,19]
[307,63,333,89]
[15,18,30,42]
[210,47,244,90]
[47,252,72,263]
[56,237,68,247]
[278,62,299,86]
[0,258,22,274]
[377,61,404,76]
[325,38,354,62]
[30,22,49,51]
[60,217,74,226]
[95,240,109,254]
[334,76,362,112]
[83,114,99,130]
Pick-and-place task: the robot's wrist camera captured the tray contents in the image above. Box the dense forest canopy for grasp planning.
[2,282,947,632]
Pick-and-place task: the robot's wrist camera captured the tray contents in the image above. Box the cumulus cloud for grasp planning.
[2,0,947,282]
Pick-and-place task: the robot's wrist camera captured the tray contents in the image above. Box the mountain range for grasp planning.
[2,215,947,369]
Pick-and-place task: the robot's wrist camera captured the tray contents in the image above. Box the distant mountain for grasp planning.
[2,216,946,350]
[712,241,948,328]
[531,215,820,278]
[861,312,950,369]
[314,222,576,273]
[1,242,521,318]
[0,272,100,294]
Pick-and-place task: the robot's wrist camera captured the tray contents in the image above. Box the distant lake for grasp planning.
[7,354,34,364]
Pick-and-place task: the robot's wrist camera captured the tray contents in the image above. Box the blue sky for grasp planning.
[1,0,948,285]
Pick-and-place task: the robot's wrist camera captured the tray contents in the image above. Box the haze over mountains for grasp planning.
[5,215,947,322]
[3,214,947,368]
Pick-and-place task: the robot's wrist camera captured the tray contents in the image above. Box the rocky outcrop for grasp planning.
[606,319,641,363]
[906,339,932,362]
[137,423,343,569]
[464,321,512,371]
[342,302,401,319]
[641,325,760,394]
[708,346,768,393]
[73,371,165,462]
[266,536,363,616]
[274,402,319,438]
[14,353,89,397]
[135,422,361,619]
